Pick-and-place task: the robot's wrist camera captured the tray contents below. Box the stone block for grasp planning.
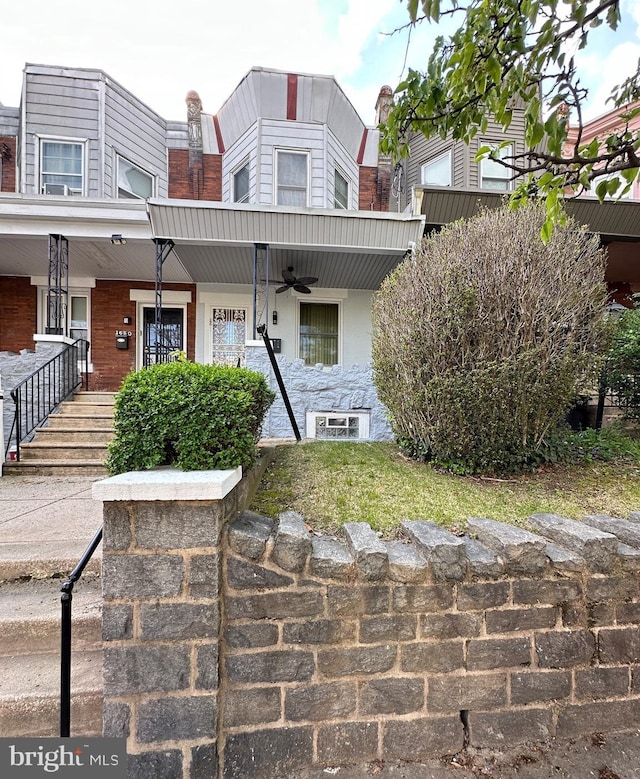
[188,553,220,599]
[103,701,131,739]
[383,717,464,759]
[470,708,553,747]
[402,520,467,581]
[628,511,640,523]
[616,602,640,624]
[386,541,428,582]
[343,522,388,580]
[512,579,581,606]
[589,601,616,627]
[392,584,454,613]
[283,619,356,645]
[574,667,630,699]
[310,537,355,580]
[226,557,293,590]
[223,687,281,727]
[224,622,279,648]
[467,636,532,671]
[104,645,190,696]
[561,601,588,628]
[427,674,508,713]
[225,590,323,620]
[318,645,397,677]
[317,722,378,764]
[617,542,640,571]
[457,581,510,611]
[285,682,357,721]
[102,604,133,641]
[223,726,313,779]
[362,585,391,614]
[227,511,273,560]
[326,586,362,616]
[102,502,132,550]
[191,743,218,779]
[225,650,315,683]
[421,612,482,639]
[556,699,640,739]
[140,603,219,640]
[134,501,223,549]
[535,629,596,668]
[598,627,640,664]
[127,750,182,779]
[587,576,639,602]
[463,537,504,578]
[137,695,216,742]
[529,513,617,572]
[195,643,219,690]
[360,677,425,715]
[546,543,584,572]
[510,670,571,704]
[583,514,640,549]
[359,615,416,643]
[467,517,547,575]
[485,606,557,634]
[102,553,184,600]
[272,510,312,572]
[401,640,465,674]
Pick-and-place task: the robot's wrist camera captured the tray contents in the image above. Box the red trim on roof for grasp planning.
[287,74,298,121]
[356,129,368,165]
[213,115,225,153]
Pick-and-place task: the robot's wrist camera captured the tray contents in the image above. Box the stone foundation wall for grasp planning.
[96,466,640,779]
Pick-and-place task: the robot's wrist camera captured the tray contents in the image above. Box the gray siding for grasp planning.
[327,128,359,209]
[222,123,258,203]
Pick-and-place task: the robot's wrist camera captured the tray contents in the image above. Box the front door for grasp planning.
[211,307,247,367]
[142,307,185,367]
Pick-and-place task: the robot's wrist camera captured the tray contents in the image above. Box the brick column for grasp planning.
[93,468,242,779]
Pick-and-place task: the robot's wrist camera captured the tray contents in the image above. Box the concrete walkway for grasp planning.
[0,473,103,581]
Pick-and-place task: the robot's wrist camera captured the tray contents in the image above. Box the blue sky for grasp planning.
[1,1,638,126]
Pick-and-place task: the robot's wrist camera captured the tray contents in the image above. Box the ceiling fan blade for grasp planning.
[293,284,312,294]
[275,284,290,293]
[281,268,296,283]
[295,276,318,285]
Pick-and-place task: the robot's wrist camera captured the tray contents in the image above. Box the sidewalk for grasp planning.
[0,474,103,581]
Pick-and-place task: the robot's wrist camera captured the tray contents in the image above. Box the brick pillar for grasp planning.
[94,468,241,779]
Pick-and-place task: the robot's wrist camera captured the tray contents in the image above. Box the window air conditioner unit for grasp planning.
[43,183,71,195]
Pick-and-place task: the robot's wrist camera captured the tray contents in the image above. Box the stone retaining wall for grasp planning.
[96,467,640,779]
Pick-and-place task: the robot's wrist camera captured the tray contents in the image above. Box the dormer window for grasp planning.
[480,144,513,190]
[40,140,84,195]
[117,156,154,199]
[276,150,309,206]
[334,168,349,209]
[233,161,250,203]
[421,151,452,186]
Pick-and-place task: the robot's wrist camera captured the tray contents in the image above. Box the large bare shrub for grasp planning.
[372,202,609,473]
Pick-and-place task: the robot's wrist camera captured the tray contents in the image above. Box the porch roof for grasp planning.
[415,186,640,242]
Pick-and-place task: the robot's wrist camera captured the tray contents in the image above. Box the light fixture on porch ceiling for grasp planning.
[110,234,127,245]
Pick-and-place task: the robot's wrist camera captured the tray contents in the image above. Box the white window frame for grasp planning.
[421,150,452,187]
[232,159,250,203]
[306,410,370,440]
[39,137,86,195]
[116,154,154,199]
[275,148,310,207]
[297,298,342,367]
[480,144,513,191]
[334,166,350,209]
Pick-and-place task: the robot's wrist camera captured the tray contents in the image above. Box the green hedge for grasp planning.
[106,360,275,475]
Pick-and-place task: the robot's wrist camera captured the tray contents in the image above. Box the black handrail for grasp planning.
[7,339,89,461]
[256,324,301,441]
[60,524,103,738]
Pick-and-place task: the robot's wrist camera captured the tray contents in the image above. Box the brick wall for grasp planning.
[0,277,37,352]
[90,280,196,391]
[168,149,222,201]
[359,165,391,211]
[0,136,16,192]
[98,467,640,779]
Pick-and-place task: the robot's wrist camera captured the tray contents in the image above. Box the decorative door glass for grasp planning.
[211,308,246,367]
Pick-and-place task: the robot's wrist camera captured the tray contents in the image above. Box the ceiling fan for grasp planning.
[275,267,318,294]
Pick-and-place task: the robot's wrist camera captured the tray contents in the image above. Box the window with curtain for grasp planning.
[480,144,513,190]
[40,140,84,194]
[299,302,339,366]
[277,150,308,206]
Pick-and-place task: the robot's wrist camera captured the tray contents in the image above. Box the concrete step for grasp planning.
[56,402,115,416]
[45,413,114,426]
[73,392,116,404]
[18,443,109,461]
[0,650,103,737]
[33,429,114,444]
[3,461,108,477]
[0,578,102,656]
